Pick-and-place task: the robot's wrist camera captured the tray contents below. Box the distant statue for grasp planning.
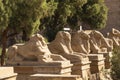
[7,34,66,62]
[71,31,90,55]
[108,28,120,47]
[48,31,87,61]
[89,30,113,54]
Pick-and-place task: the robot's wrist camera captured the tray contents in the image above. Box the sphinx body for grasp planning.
[71,31,90,55]
[7,34,66,62]
[48,31,87,62]
[89,30,113,54]
[108,28,120,48]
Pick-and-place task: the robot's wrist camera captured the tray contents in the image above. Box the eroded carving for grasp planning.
[71,31,90,54]
[89,30,113,54]
[48,31,87,61]
[108,28,120,47]
[7,34,67,62]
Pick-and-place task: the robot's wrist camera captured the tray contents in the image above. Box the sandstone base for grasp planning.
[103,52,112,69]
[71,58,91,80]
[0,67,17,80]
[29,74,82,80]
[88,54,105,80]
[7,61,72,75]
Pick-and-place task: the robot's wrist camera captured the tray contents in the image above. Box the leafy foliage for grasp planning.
[0,0,57,40]
[40,0,108,41]
[0,0,57,65]
[0,0,10,32]
[0,0,108,65]
[81,0,108,29]
[40,0,87,41]
[8,0,56,38]
[111,47,120,79]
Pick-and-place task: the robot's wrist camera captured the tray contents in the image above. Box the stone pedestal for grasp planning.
[100,52,112,69]
[88,54,105,80]
[71,58,91,80]
[93,52,112,69]
[6,61,75,80]
[7,61,72,75]
[0,67,17,80]
[29,74,82,80]
[63,54,91,80]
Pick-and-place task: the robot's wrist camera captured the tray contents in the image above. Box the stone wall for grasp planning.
[100,0,120,35]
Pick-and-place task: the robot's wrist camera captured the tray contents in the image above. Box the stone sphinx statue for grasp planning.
[48,31,73,54]
[6,34,73,75]
[108,28,120,47]
[48,31,87,62]
[89,30,113,54]
[71,31,90,55]
[48,31,91,79]
[7,34,67,63]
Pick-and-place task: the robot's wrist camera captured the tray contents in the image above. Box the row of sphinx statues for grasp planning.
[6,28,120,64]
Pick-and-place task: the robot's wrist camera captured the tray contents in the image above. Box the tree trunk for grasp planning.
[22,30,29,41]
[1,28,8,66]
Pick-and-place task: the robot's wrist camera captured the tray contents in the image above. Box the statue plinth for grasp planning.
[48,31,91,80]
[29,74,82,80]
[88,54,105,80]
[6,61,72,75]
[71,57,91,80]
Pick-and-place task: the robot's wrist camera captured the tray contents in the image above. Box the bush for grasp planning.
[111,47,120,80]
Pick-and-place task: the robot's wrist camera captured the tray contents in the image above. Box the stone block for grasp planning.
[88,54,106,80]
[102,52,112,69]
[0,67,17,80]
[29,74,82,80]
[7,61,72,75]
[88,54,105,74]
[70,57,91,80]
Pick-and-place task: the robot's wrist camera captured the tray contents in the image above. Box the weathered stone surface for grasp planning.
[71,31,90,55]
[71,30,111,79]
[6,34,72,66]
[29,74,82,80]
[48,31,74,55]
[88,54,105,73]
[12,62,72,75]
[89,30,113,69]
[48,31,91,80]
[0,67,17,80]
[108,28,120,48]
[89,30,113,54]
[88,54,105,80]
[4,30,113,80]
[6,34,73,79]
[6,34,53,62]
[101,0,120,34]
[48,31,88,62]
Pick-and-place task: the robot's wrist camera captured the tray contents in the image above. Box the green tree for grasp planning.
[40,0,87,41]
[81,0,108,29]
[111,47,120,79]
[0,0,57,65]
[40,0,108,41]
[0,0,11,65]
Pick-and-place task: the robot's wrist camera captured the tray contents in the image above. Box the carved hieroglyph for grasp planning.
[6,34,67,62]
[89,30,113,53]
[108,28,120,47]
[71,31,90,55]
